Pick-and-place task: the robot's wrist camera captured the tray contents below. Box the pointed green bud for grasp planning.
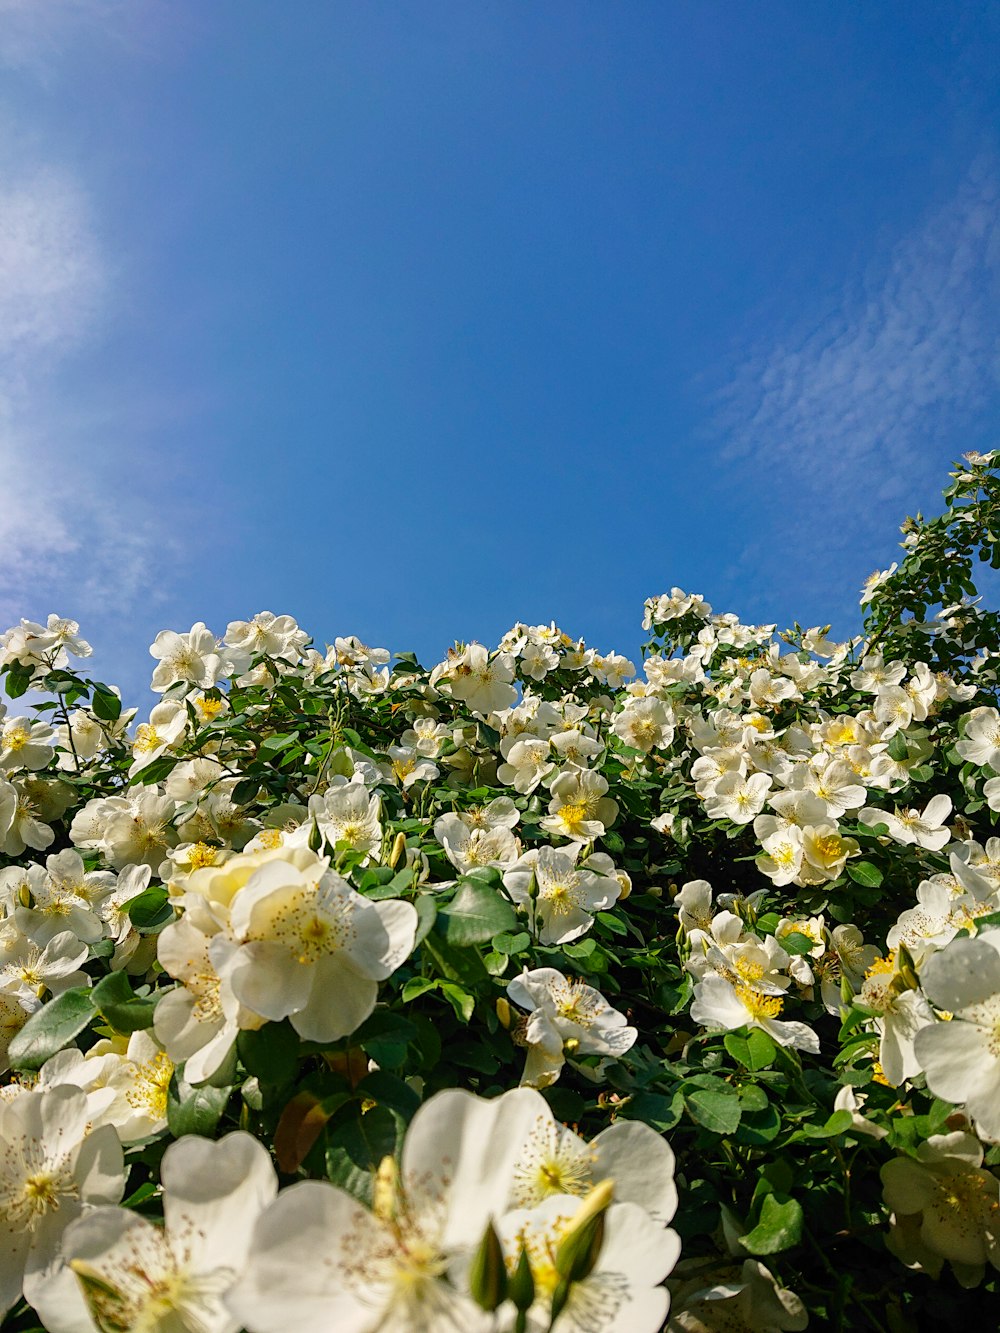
[508,1243,535,1311]
[468,1217,507,1312]
[554,1178,613,1283]
[307,819,323,853]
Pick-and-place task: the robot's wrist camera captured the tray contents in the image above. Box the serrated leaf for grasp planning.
[8,987,96,1070]
[847,861,883,888]
[779,932,816,957]
[683,1086,742,1135]
[724,1029,777,1071]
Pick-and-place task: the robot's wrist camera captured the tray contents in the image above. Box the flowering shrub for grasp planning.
[2,453,1000,1331]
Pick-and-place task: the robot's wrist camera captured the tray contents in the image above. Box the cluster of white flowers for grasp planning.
[3,453,1000,1331]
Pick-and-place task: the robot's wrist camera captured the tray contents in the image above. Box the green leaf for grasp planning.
[90,684,122,721]
[492,931,530,955]
[401,977,439,1003]
[237,1021,301,1086]
[325,1105,402,1208]
[92,971,158,1034]
[737,1084,769,1113]
[126,886,174,934]
[422,929,488,986]
[795,1109,855,1139]
[4,660,34,698]
[8,987,96,1070]
[740,1193,804,1255]
[167,1076,232,1138]
[778,931,814,957]
[440,982,475,1023]
[596,912,628,936]
[356,1069,420,1121]
[621,1091,684,1132]
[736,1105,782,1145]
[438,881,517,947]
[413,896,438,949]
[724,1029,777,1071]
[886,731,910,761]
[847,861,884,888]
[355,1011,416,1068]
[128,756,177,786]
[755,912,780,936]
[683,1086,742,1135]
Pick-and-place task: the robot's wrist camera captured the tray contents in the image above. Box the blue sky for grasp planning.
[1,1,999,701]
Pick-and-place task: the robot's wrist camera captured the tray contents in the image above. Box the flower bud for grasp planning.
[508,1243,535,1311]
[468,1218,507,1312]
[372,1154,400,1223]
[388,831,407,869]
[495,997,512,1029]
[554,1178,613,1283]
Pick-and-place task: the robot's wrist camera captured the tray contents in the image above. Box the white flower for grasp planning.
[497,1194,679,1333]
[0,1085,125,1321]
[612,697,674,753]
[881,1132,1000,1286]
[497,736,555,794]
[503,846,619,946]
[702,772,772,825]
[445,643,518,715]
[690,973,819,1053]
[155,916,248,1085]
[0,717,56,773]
[128,700,188,777]
[149,623,228,693]
[914,932,1000,1141]
[41,1131,277,1333]
[509,1098,678,1224]
[857,957,935,1087]
[541,768,618,843]
[434,813,520,873]
[226,612,310,666]
[226,858,417,1042]
[859,794,952,851]
[668,1258,807,1331]
[307,781,383,861]
[507,967,636,1088]
[955,706,1000,768]
[229,1088,545,1333]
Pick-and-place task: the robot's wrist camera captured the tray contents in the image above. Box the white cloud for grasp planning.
[0,0,162,78]
[0,166,102,362]
[720,161,999,480]
[0,153,173,643]
[711,159,1000,623]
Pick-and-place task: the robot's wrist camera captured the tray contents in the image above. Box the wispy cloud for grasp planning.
[0,150,175,643]
[713,159,1000,623]
[0,0,164,78]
